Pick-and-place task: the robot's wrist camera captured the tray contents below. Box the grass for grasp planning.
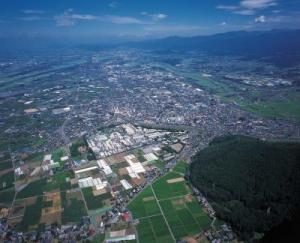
[153,62,232,95]
[173,160,188,175]
[44,171,74,191]
[136,215,174,243]
[17,171,75,199]
[0,160,12,170]
[70,137,95,162]
[61,191,87,224]
[152,172,192,200]
[160,196,212,239]
[129,170,212,242]
[155,61,300,121]
[70,137,87,158]
[82,188,112,210]
[17,178,47,199]
[17,196,43,231]
[0,171,15,191]
[24,152,44,164]
[91,233,105,243]
[0,188,15,206]
[238,97,300,120]
[128,186,161,219]
[51,147,68,165]
[152,159,166,170]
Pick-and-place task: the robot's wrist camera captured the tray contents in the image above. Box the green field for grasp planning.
[0,171,15,191]
[237,95,300,120]
[153,62,300,120]
[51,147,68,166]
[151,159,166,170]
[17,196,43,231]
[172,160,188,175]
[17,171,75,199]
[136,215,174,243]
[70,137,95,162]
[160,196,212,239]
[0,188,15,206]
[61,191,87,224]
[128,186,160,219]
[129,169,211,242]
[152,172,192,200]
[82,188,112,210]
[0,156,12,170]
[44,171,75,191]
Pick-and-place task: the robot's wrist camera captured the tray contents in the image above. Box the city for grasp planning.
[1,1,300,242]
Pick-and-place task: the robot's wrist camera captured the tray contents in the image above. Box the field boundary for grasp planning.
[150,185,176,242]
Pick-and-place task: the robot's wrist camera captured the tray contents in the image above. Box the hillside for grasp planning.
[189,135,300,240]
[128,29,300,67]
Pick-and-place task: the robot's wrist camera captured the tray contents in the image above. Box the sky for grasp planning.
[0,0,300,43]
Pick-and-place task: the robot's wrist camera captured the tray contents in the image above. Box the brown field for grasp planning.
[184,194,193,202]
[130,177,146,186]
[170,143,183,153]
[66,190,82,201]
[11,196,38,218]
[40,211,61,225]
[167,177,185,184]
[107,153,126,165]
[142,196,155,202]
[0,168,13,176]
[93,187,107,196]
[118,167,128,176]
[8,216,23,227]
[40,192,62,225]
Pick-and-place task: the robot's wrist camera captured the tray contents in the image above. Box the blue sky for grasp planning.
[0,0,300,42]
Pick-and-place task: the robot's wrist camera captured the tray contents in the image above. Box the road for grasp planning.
[150,185,176,242]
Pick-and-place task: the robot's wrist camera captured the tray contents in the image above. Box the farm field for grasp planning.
[9,190,88,231]
[16,170,75,199]
[0,188,15,206]
[127,186,160,219]
[128,169,212,242]
[137,215,174,243]
[172,160,188,175]
[82,187,112,210]
[152,171,192,200]
[61,190,87,224]
[159,195,212,239]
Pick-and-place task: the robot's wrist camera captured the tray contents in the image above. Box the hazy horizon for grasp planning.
[1,0,300,45]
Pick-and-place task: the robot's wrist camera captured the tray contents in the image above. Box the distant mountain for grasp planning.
[128,29,300,66]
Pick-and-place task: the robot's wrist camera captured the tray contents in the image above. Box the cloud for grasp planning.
[109,1,118,8]
[272,10,281,14]
[55,9,144,26]
[101,15,143,24]
[71,14,98,20]
[141,12,168,21]
[216,5,238,11]
[262,13,300,24]
[217,0,277,15]
[241,0,277,9]
[55,9,76,26]
[233,9,256,15]
[220,22,227,26]
[255,15,266,22]
[22,9,45,14]
[19,16,43,21]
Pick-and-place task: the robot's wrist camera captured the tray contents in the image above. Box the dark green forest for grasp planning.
[189,135,300,241]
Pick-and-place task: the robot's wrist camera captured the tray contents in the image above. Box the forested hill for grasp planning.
[189,135,300,241]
